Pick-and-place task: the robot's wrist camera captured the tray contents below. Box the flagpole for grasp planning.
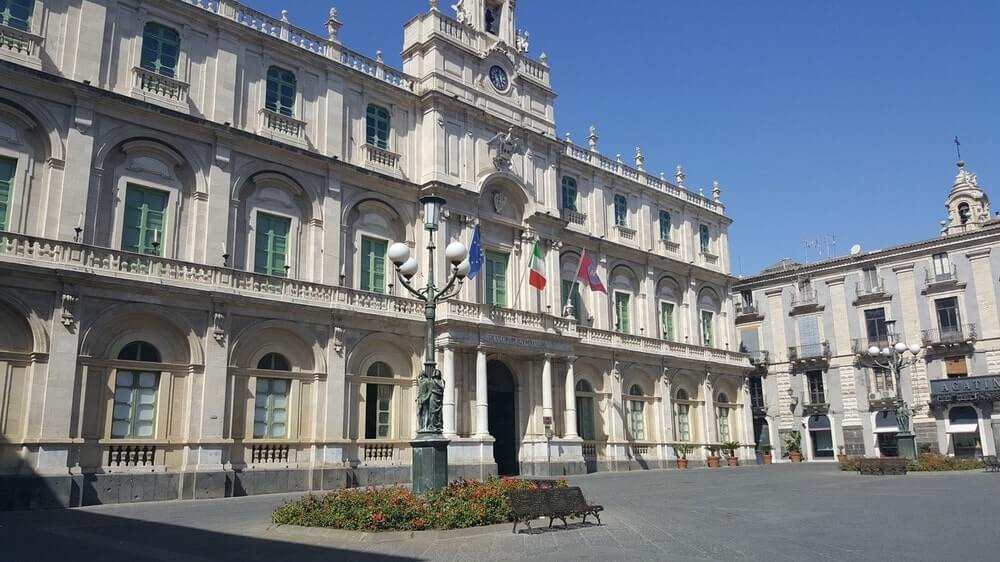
[568,249,587,317]
[512,239,530,310]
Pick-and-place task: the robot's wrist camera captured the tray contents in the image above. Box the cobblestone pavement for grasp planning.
[2,463,998,561]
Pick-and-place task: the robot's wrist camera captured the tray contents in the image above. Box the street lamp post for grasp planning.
[858,339,924,460]
[388,195,469,494]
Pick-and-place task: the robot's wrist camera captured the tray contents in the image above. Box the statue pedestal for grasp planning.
[897,432,917,460]
[411,433,450,494]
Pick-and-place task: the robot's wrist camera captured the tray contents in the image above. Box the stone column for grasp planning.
[703,375,717,443]
[474,346,490,437]
[740,378,755,446]
[563,356,578,438]
[542,353,554,426]
[442,345,456,437]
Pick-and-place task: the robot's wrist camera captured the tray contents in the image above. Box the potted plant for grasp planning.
[673,444,693,469]
[836,445,847,463]
[705,445,721,468]
[784,431,802,463]
[760,444,773,464]
[722,441,740,466]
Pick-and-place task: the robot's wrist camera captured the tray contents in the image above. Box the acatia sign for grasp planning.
[930,374,1000,403]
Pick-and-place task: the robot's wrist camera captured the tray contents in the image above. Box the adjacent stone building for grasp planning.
[0,0,753,508]
[735,161,1000,461]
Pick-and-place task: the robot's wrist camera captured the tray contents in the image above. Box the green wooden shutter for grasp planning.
[661,302,674,341]
[485,251,507,306]
[0,157,14,231]
[360,236,386,293]
[122,185,167,256]
[255,213,290,276]
[616,292,630,334]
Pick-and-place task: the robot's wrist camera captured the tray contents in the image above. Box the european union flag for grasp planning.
[467,225,484,279]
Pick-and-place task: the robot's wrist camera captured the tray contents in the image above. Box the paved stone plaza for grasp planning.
[1,464,998,561]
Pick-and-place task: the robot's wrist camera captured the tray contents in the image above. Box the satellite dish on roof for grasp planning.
[850,244,862,256]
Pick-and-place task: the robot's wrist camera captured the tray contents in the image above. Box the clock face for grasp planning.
[488,65,509,92]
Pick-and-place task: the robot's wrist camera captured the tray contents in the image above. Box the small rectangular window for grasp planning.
[659,210,671,240]
[0,156,15,232]
[660,301,675,341]
[862,267,879,289]
[932,253,951,276]
[935,297,960,334]
[0,0,33,31]
[561,176,577,211]
[699,224,711,253]
[807,371,825,404]
[365,104,391,150]
[360,236,387,293]
[122,184,168,256]
[484,251,508,307]
[111,371,158,439]
[253,377,289,438]
[864,308,888,343]
[614,194,627,226]
[615,292,631,334]
[140,22,181,78]
[265,66,297,117]
[254,212,291,277]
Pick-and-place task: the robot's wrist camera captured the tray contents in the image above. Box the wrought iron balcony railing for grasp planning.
[925,266,958,287]
[855,277,890,302]
[851,335,904,355]
[788,341,831,362]
[921,324,976,346]
[735,302,759,317]
[790,289,818,309]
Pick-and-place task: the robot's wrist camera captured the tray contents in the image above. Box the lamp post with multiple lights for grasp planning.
[857,338,924,459]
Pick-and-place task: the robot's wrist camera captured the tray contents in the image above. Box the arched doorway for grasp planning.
[487,359,518,475]
[808,415,834,459]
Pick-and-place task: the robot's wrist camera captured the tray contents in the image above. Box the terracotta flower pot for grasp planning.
[790,452,802,463]
[762,454,773,465]
[707,455,721,468]
[677,458,689,469]
[726,456,739,466]
[836,454,848,463]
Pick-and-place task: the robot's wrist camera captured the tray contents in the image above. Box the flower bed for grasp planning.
[839,453,984,472]
[272,477,567,531]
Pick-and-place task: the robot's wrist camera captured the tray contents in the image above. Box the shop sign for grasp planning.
[930,375,1000,403]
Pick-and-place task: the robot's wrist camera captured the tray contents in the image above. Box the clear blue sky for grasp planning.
[245,0,1000,275]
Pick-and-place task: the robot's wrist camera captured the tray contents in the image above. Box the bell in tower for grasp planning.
[452,0,517,45]
[943,160,991,236]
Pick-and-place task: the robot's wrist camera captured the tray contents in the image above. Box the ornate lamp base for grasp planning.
[411,433,450,494]
[896,432,917,460]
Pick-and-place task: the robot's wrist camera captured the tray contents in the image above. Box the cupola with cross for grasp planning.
[943,160,991,236]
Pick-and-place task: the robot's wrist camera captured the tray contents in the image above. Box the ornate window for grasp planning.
[615,292,631,334]
[0,156,12,232]
[674,388,690,442]
[575,379,595,441]
[0,0,33,31]
[253,378,289,438]
[699,224,711,253]
[360,236,387,293]
[613,194,627,226]
[561,176,577,211]
[365,362,393,439]
[365,104,390,150]
[716,392,731,442]
[254,212,290,277]
[484,251,508,307]
[265,66,297,117]
[257,352,291,371]
[122,184,168,256]
[701,310,714,347]
[660,301,675,341]
[626,384,645,441]
[111,341,162,439]
[140,22,181,78]
[659,210,671,241]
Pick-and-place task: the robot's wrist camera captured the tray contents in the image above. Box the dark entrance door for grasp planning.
[487,360,518,476]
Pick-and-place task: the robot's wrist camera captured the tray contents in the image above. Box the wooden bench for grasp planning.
[508,486,604,534]
[983,455,1000,472]
[856,458,908,475]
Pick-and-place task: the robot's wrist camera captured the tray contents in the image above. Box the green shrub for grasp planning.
[272,477,567,531]
[838,454,984,473]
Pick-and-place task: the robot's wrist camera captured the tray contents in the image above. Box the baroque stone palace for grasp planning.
[736,161,1000,462]
[0,0,753,507]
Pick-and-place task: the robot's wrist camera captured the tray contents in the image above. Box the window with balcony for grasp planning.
[797,315,821,355]
[484,251,508,307]
[749,377,764,409]
[862,267,879,289]
[122,184,167,256]
[253,378,289,438]
[660,301,675,341]
[932,253,951,278]
[935,297,960,336]
[699,224,711,253]
[701,310,714,347]
[613,194,627,226]
[365,362,393,439]
[626,384,645,441]
[674,388,691,442]
[0,0,32,31]
[365,104,390,150]
[111,341,161,439]
[360,236,387,293]
[561,176,577,211]
[0,156,15,232]
[140,22,180,78]
[806,370,825,404]
[659,210,671,241]
[864,307,889,344]
[265,66,297,117]
[254,212,290,277]
[614,292,631,334]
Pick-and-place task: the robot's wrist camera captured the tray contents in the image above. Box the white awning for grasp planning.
[947,422,979,434]
[947,406,979,434]
[873,411,897,433]
[873,425,898,434]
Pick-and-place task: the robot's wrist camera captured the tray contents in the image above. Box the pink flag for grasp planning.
[576,250,607,293]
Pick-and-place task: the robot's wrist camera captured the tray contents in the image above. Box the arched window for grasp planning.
[561,176,577,211]
[716,392,731,442]
[626,384,645,441]
[265,66,297,117]
[674,388,690,442]
[365,362,393,439]
[118,341,161,362]
[112,341,162,439]
[575,379,595,441]
[958,202,971,224]
[257,352,291,371]
[140,22,181,78]
[365,104,390,150]
[0,0,32,32]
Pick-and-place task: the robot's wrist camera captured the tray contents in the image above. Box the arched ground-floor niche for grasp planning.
[487,359,518,476]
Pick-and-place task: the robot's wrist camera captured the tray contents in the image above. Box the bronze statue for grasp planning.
[416,368,445,433]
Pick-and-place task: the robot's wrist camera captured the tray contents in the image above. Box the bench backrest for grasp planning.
[508,488,551,518]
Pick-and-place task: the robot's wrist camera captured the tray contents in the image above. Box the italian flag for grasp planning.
[528,241,546,290]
